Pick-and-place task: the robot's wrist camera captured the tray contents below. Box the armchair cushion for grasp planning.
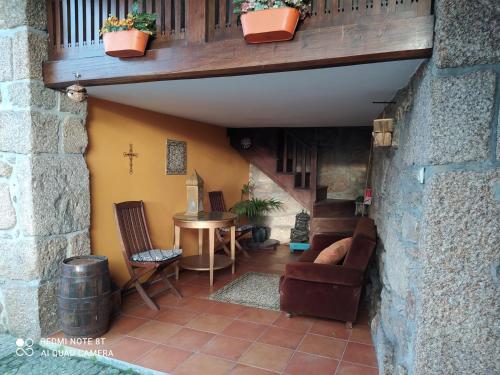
[310,232,353,252]
[219,224,253,233]
[131,249,182,262]
[314,237,352,265]
[284,262,363,287]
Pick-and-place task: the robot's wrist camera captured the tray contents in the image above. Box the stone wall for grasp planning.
[369,1,499,374]
[250,164,306,243]
[0,1,90,339]
[317,127,371,200]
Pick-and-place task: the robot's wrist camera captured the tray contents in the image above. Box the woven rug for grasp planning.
[209,272,281,311]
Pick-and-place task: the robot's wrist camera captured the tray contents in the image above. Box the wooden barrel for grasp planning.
[58,255,111,338]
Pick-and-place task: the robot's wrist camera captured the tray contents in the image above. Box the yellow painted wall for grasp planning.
[86,98,249,286]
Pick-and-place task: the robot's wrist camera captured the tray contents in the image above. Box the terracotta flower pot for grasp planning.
[103,29,149,58]
[241,7,300,44]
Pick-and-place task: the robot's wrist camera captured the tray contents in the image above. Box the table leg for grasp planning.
[174,225,180,249]
[198,229,203,256]
[230,226,236,274]
[209,228,215,287]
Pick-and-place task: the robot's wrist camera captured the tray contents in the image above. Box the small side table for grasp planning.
[173,212,237,286]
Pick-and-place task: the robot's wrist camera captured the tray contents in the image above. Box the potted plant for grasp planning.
[100,2,156,58]
[233,0,310,44]
[232,197,283,243]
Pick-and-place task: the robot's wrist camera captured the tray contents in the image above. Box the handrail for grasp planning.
[279,129,318,197]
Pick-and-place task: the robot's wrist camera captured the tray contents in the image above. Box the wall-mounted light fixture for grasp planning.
[373,118,395,147]
[240,137,252,150]
[66,72,87,102]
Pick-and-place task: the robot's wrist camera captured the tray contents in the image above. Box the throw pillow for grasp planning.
[314,237,352,265]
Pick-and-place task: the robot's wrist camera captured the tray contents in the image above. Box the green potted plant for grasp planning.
[232,196,283,243]
[233,0,311,44]
[100,2,156,58]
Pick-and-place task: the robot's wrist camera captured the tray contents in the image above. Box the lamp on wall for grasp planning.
[66,72,87,103]
[240,137,252,150]
[372,118,395,147]
[371,101,395,148]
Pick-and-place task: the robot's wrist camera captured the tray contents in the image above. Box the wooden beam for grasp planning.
[186,0,206,44]
[43,15,434,89]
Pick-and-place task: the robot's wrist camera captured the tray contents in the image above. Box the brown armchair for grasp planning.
[279,217,376,325]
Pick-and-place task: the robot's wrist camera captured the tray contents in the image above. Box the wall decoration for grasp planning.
[123,143,138,175]
[166,139,187,175]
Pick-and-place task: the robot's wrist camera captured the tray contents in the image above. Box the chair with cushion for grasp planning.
[279,217,376,326]
[113,201,183,311]
[208,191,252,258]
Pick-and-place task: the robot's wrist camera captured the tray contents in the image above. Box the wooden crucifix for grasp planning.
[123,144,138,175]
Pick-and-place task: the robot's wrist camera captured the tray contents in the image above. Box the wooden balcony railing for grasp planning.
[46,0,432,60]
[46,0,187,60]
[212,0,432,41]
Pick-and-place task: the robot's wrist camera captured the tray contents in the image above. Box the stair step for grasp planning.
[310,216,359,234]
[315,185,328,202]
[313,199,356,218]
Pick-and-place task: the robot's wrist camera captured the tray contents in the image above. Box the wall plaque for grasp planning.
[166,139,187,175]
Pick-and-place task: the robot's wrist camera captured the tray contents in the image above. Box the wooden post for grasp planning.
[209,227,215,286]
[186,0,207,43]
[417,0,432,16]
[46,0,54,49]
[230,226,235,274]
[283,132,288,172]
[310,143,318,205]
[198,228,203,256]
[358,0,367,16]
[292,139,297,174]
[94,0,101,44]
[174,225,180,248]
[301,147,306,188]
[205,0,216,42]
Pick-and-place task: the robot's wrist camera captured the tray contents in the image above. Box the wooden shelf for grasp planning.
[179,254,233,272]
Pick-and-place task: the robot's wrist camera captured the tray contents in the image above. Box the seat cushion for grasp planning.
[220,224,253,233]
[314,237,352,265]
[131,249,182,262]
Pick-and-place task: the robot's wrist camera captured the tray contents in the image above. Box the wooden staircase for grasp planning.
[276,130,328,209]
[228,128,359,235]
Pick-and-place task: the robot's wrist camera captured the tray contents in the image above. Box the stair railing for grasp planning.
[279,130,318,206]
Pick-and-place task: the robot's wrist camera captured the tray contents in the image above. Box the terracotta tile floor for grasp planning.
[50,245,378,374]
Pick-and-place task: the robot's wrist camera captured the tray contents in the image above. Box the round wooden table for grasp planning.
[173,212,237,286]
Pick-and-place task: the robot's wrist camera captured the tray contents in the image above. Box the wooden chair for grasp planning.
[208,191,251,258]
[113,201,182,311]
